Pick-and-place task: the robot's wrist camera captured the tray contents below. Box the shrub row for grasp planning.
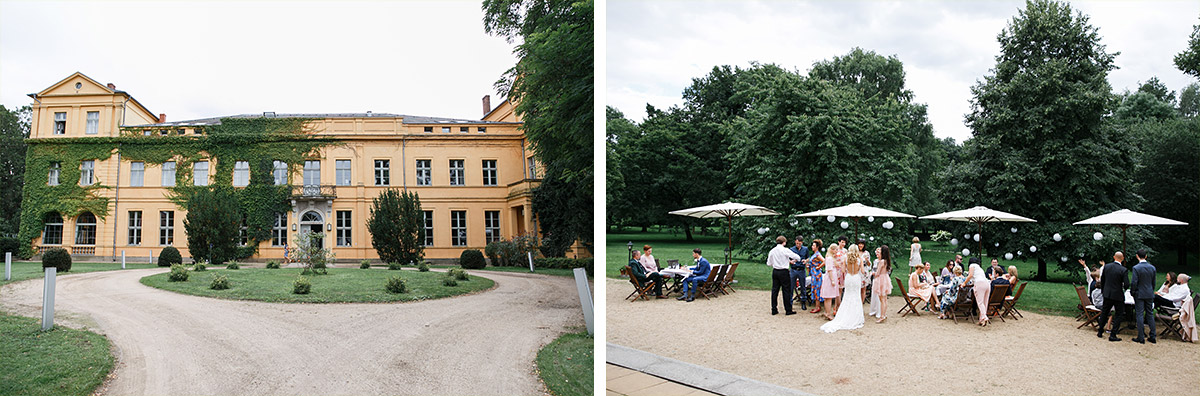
[533,258,594,276]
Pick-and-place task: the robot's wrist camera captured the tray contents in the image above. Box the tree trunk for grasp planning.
[685,226,694,241]
[1035,257,1048,281]
[641,225,647,232]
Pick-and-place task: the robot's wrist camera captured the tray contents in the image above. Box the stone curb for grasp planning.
[607,342,814,396]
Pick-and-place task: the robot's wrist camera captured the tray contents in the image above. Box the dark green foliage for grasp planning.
[41,247,71,272]
[448,268,469,281]
[485,235,538,266]
[1175,19,1200,78]
[418,262,430,272]
[442,276,459,287]
[459,249,486,269]
[265,260,280,269]
[533,257,593,276]
[292,276,311,294]
[168,264,189,282]
[359,260,371,269]
[225,261,240,270]
[1116,91,1178,122]
[1179,83,1200,118]
[210,274,230,290]
[158,246,182,267]
[1130,119,1200,267]
[184,187,241,265]
[387,262,402,270]
[367,189,424,266]
[532,171,587,257]
[0,237,19,256]
[0,105,30,236]
[385,275,407,293]
[194,262,207,271]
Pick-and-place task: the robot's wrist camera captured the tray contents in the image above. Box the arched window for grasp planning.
[75,212,97,245]
[301,211,322,223]
[43,212,63,245]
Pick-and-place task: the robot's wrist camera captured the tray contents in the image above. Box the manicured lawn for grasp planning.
[536,330,593,396]
[140,267,494,303]
[433,265,587,278]
[0,313,113,396]
[1,261,159,287]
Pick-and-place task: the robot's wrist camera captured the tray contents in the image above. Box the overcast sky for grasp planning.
[0,0,517,122]
[608,0,1200,143]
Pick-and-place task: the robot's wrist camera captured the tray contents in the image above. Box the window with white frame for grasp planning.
[336,210,351,247]
[193,161,209,186]
[374,159,390,186]
[85,111,99,134]
[416,159,431,186]
[162,161,176,187]
[423,210,433,246]
[303,160,320,186]
[527,156,537,178]
[130,162,144,187]
[335,160,351,186]
[451,210,467,246]
[75,212,97,245]
[128,210,142,245]
[233,161,250,187]
[48,162,60,186]
[273,160,287,185]
[42,212,63,245]
[159,211,174,245]
[482,160,497,186]
[80,160,94,186]
[485,210,501,243]
[449,159,464,186]
[54,112,66,135]
[272,212,287,246]
[441,126,451,133]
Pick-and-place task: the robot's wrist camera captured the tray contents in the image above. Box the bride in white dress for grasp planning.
[821,244,865,333]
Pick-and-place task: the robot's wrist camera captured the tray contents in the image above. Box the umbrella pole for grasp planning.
[727,215,733,265]
[1121,225,1128,257]
[854,218,859,241]
[977,222,983,260]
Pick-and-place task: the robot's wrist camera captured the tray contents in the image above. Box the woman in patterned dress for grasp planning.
[938,265,967,318]
[808,239,826,314]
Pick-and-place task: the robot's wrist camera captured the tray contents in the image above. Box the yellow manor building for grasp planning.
[22,72,549,262]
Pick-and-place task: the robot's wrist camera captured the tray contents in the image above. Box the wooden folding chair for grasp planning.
[718,262,739,294]
[986,284,1010,322]
[698,265,727,300]
[1001,282,1026,320]
[1157,293,1198,341]
[948,285,974,324]
[1075,284,1102,329]
[621,266,655,302]
[895,277,921,317]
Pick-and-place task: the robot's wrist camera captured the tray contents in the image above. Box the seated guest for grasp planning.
[1159,272,1177,295]
[1079,258,1103,306]
[640,245,660,273]
[991,267,1011,295]
[938,266,966,318]
[986,258,1004,280]
[1155,273,1192,309]
[936,259,956,298]
[1000,266,1019,296]
[908,262,940,310]
[629,250,666,299]
[678,248,711,302]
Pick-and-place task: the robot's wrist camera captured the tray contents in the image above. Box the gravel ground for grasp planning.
[606,278,1200,396]
[1,268,586,395]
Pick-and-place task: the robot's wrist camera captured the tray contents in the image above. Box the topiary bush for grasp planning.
[293,276,311,294]
[418,261,430,272]
[360,260,371,269]
[158,246,182,267]
[442,276,458,287]
[210,274,230,290]
[168,264,189,282]
[385,276,407,293]
[195,261,208,271]
[387,262,402,270]
[447,268,469,281]
[265,260,280,269]
[459,249,486,269]
[41,247,72,273]
[225,261,240,270]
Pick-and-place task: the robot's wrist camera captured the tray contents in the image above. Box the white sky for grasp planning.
[607,0,1200,143]
[0,0,518,122]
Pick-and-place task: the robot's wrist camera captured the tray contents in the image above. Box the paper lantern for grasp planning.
[973,234,980,242]
[1017,251,1023,256]
[1060,256,1068,262]
[1053,233,1062,242]
[827,215,836,222]
[867,216,875,222]
[1093,232,1103,241]
[1011,227,1018,233]
[950,238,959,246]
[789,218,798,226]
[1004,253,1013,260]
[964,234,971,239]
[962,248,971,256]
[757,227,769,235]
[994,243,1000,247]
[869,237,875,241]
[840,221,849,229]
[1029,246,1037,253]
[882,221,894,230]
[807,218,813,224]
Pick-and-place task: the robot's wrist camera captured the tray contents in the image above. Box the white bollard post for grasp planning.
[122,250,126,269]
[4,252,10,281]
[527,252,535,273]
[42,267,56,331]
[573,267,593,335]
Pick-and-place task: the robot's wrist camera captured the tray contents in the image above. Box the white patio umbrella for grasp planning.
[669,202,780,264]
[920,206,1037,258]
[794,202,915,238]
[1073,209,1188,254]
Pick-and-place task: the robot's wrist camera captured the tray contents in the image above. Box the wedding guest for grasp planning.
[1159,272,1177,295]
[678,249,711,302]
[965,257,991,326]
[640,245,660,274]
[1079,258,1103,306]
[1155,273,1192,309]
[908,262,939,310]
[909,237,922,269]
[1096,252,1129,341]
[835,236,849,297]
[821,243,842,320]
[872,245,893,323]
[789,236,811,310]
[808,239,826,314]
[938,266,966,319]
[769,236,804,316]
[941,261,954,283]
[1130,249,1157,344]
[991,267,1011,295]
[986,258,1004,280]
[857,239,871,302]
[628,250,665,298]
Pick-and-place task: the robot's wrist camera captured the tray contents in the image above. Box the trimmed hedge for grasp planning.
[158,247,182,267]
[0,237,18,257]
[534,257,594,276]
[459,249,486,269]
[41,247,72,272]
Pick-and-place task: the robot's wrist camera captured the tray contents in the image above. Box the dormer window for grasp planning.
[424,127,433,133]
[459,127,468,133]
[442,127,450,133]
[478,127,487,133]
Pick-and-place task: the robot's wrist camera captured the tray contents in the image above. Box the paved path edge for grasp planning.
[606,342,813,396]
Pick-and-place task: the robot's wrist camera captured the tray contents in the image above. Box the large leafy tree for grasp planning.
[0,105,30,235]
[184,187,242,264]
[1175,18,1200,78]
[950,0,1139,279]
[1129,119,1200,268]
[1178,82,1200,118]
[484,0,593,251]
[367,189,424,265]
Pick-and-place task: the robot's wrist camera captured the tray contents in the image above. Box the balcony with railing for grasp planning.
[291,184,337,200]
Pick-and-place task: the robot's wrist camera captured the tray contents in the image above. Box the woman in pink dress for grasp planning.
[820,244,841,320]
[966,258,992,326]
[908,262,939,310]
[872,245,893,323]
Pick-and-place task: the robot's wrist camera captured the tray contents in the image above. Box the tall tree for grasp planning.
[605,107,635,229]
[0,105,30,235]
[367,189,424,265]
[1115,91,1179,122]
[1136,77,1176,105]
[953,0,1138,280]
[184,187,242,264]
[1129,119,1200,268]
[1175,18,1200,78]
[1178,82,1200,118]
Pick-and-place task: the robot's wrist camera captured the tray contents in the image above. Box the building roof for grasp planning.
[125,112,520,128]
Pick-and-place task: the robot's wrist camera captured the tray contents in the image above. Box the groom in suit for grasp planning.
[678,248,711,302]
[1130,249,1157,343]
[1097,252,1129,341]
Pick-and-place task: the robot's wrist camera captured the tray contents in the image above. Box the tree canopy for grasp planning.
[0,105,30,235]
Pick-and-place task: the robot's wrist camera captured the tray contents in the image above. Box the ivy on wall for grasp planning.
[16,117,338,258]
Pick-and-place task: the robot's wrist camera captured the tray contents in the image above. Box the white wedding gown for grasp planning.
[821,274,864,333]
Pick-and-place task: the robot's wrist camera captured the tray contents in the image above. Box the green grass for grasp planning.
[536,330,593,396]
[0,314,113,396]
[1,261,159,287]
[140,267,494,303]
[431,265,587,278]
[608,231,1197,321]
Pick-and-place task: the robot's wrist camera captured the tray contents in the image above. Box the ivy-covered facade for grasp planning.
[19,72,548,261]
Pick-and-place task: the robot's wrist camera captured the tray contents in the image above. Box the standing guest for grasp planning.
[986,258,1005,280]
[908,262,939,310]
[857,239,872,302]
[808,239,826,314]
[768,236,804,315]
[1096,252,1129,341]
[938,266,967,319]
[1155,273,1192,309]
[1130,249,1157,344]
[678,249,711,302]
[965,257,991,326]
[909,237,923,269]
[834,236,849,298]
[820,243,843,320]
[629,251,666,299]
[872,245,894,322]
[790,236,811,311]
[1159,272,1177,295]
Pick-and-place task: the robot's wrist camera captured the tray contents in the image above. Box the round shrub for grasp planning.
[210,274,230,290]
[158,246,182,267]
[447,268,469,281]
[41,247,72,272]
[195,261,208,271]
[459,249,486,270]
[226,261,240,270]
[385,276,407,294]
[293,276,312,294]
[442,276,459,287]
[417,262,430,272]
[168,264,189,282]
[360,260,371,269]
[387,262,402,270]
[265,260,281,269]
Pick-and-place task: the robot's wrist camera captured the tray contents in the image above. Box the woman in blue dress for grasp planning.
[807,239,825,314]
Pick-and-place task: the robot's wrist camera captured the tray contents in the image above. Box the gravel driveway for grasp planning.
[1,268,586,395]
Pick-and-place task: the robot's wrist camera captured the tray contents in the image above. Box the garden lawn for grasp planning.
[536,330,593,396]
[608,231,1197,321]
[1,261,158,287]
[0,313,113,396]
[141,267,494,303]
[432,265,586,278]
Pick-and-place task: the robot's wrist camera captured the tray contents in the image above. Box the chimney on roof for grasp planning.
[482,95,491,117]
[158,113,166,123]
[107,83,116,90]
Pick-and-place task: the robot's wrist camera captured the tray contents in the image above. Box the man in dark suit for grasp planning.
[1130,249,1157,343]
[679,248,711,302]
[1097,251,1130,341]
[629,251,666,299]
[790,236,811,310]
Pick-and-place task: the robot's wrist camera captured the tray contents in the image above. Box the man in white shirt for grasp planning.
[1155,273,1192,309]
[768,235,803,316]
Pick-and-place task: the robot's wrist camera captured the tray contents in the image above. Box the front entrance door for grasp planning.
[300,211,324,249]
